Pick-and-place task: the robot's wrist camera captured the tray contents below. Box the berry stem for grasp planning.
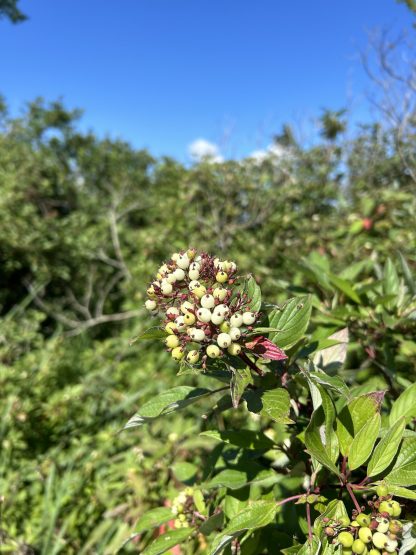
[346,482,362,513]
[276,494,304,506]
[238,352,264,377]
[306,500,313,544]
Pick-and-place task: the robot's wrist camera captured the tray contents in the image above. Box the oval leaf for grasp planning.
[367,417,406,477]
[348,413,381,471]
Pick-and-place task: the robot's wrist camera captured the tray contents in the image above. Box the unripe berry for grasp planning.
[147,286,157,298]
[176,254,190,270]
[338,532,354,548]
[376,485,389,498]
[181,301,194,314]
[219,321,231,333]
[175,316,187,331]
[166,307,180,318]
[201,294,215,309]
[187,248,196,259]
[230,313,244,327]
[206,345,221,358]
[217,333,232,348]
[356,514,371,527]
[358,527,372,544]
[188,328,205,342]
[372,532,388,550]
[166,273,177,284]
[211,312,225,325]
[391,500,401,517]
[338,516,351,527]
[145,299,157,311]
[216,271,228,283]
[165,322,178,334]
[187,350,200,363]
[352,539,366,554]
[165,335,180,349]
[228,343,242,356]
[192,285,207,299]
[184,312,196,325]
[384,540,398,553]
[388,520,402,534]
[379,502,394,516]
[369,550,381,555]
[188,280,200,291]
[188,269,200,280]
[171,347,185,360]
[196,308,211,323]
[213,287,227,301]
[230,327,241,340]
[160,281,173,295]
[173,268,186,281]
[242,311,256,325]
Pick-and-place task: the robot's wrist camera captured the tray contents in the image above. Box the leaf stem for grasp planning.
[239,352,264,377]
[276,494,304,506]
[346,482,362,513]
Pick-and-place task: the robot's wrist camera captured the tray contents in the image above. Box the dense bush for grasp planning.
[0,98,415,553]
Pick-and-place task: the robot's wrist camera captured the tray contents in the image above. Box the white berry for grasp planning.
[197,308,211,323]
[230,313,243,327]
[145,299,157,311]
[201,294,215,309]
[188,328,205,342]
[229,327,241,340]
[242,311,256,325]
[217,333,232,348]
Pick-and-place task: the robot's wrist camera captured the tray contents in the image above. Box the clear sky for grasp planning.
[0,0,413,160]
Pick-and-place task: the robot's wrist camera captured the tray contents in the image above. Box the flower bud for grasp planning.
[217,333,232,348]
[181,301,194,314]
[230,327,241,340]
[356,514,371,527]
[173,268,186,281]
[165,335,180,349]
[171,347,185,360]
[145,300,157,311]
[358,527,372,544]
[201,294,215,309]
[165,322,178,334]
[213,287,227,301]
[228,343,242,356]
[211,312,225,325]
[372,532,388,550]
[206,345,221,358]
[187,350,200,363]
[160,281,173,295]
[216,271,228,283]
[242,311,256,325]
[352,539,366,554]
[176,254,190,270]
[192,285,207,299]
[184,312,196,325]
[230,313,243,327]
[188,328,205,342]
[338,532,354,548]
[196,308,211,323]
[166,307,180,318]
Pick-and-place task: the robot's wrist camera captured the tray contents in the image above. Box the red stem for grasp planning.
[306,501,313,543]
[239,352,264,376]
[276,494,304,506]
[346,483,362,513]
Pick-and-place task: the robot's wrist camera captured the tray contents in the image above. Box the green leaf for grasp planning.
[129,327,167,343]
[124,386,213,428]
[348,413,381,471]
[328,274,361,304]
[390,383,416,425]
[170,462,198,484]
[307,367,349,399]
[312,328,349,372]
[200,429,275,451]
[205,466,278,490]
[141,528,194,555]
[244,387,292,423]
[267,296,312,349]
[305,400,341,477]
[199,512,224,536]
[315,500,349,535]
[134,507,174,535]
[244,275,262,312]
[398,252,416,296]
[230,367,253,409]
[367,417,406,477]
[385,437,416,486]
[372,483,416,500]
[383,258,400,298]
[336,392,383,456]
[225,501,277,534]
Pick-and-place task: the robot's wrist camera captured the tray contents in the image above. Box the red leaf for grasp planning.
[245,336,287,361]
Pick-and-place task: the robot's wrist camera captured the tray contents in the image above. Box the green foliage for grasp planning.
[1,97,415,553]
[0,0,26,23]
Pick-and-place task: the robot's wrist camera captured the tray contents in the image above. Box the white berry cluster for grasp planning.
[171,487,194,529]
[145,250,259,365]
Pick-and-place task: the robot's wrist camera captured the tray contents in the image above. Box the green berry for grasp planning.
[186,350,200,363]
[338,516,351,527]
[388,520,402,534]
[372,532,388,550]
[160,281,173,295]
[175,316,187,331]
[180,301,194,314]
[165,322,178,334]
[184,312,196,325]
[171,347,185,361]
[358,527,372,544]
[384,539,398,553]
[176,253,190,270]
[338,531,354,548]
[213,286,227,301]
[219,321,231,333]
[216,271,228,283]
[192,285,207,299]
[227,343,242,356]
[356,514,371,527]
[166,306,180,318]
[165,335,180,349]
[391,500,401,517]
[369,550,380,555]
[379,501,394,516]
[217,333,232,348]
[352,539,366,554]
[206,345,221,358]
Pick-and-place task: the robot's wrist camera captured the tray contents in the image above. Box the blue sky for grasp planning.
[0,0,413,160]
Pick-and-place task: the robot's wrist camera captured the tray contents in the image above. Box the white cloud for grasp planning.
[188,138,223,163]
[248,143,287,162]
